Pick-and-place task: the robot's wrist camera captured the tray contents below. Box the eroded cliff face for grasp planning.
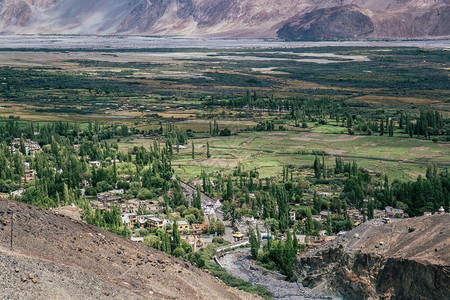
[294,215,450,300]
[297,247,449,299]
[0,0,448,39]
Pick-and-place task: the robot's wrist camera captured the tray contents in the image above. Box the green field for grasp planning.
[1,46,449,183]
[113,127,449,182]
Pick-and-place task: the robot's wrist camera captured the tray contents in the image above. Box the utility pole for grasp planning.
[10,211,13,250]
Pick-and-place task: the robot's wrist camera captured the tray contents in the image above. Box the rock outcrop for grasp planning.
[277,5,374,41]
[294,214,450,299]
[0,0,448,39]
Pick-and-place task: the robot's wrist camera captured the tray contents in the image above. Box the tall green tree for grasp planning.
[206,142,211,158]
[326,213,333,236]
[172,220,180,250]
[313,156,321,179]
[249,227,259,259]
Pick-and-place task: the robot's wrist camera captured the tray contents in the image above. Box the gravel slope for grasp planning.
[0,200,259,300]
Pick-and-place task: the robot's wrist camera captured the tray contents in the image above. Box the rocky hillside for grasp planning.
[277,5,375,41]
[0,200,258,300]
[0,0,448,39]
[295,214,450,299]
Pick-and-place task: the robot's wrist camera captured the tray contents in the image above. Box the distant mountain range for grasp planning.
[0,0,448,40]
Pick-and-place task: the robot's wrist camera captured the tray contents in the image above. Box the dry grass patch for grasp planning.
[197,158,239,168]
[346,95,438,106]
[327,135,364,142]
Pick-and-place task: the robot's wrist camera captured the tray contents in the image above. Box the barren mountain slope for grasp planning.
[0,200,259,300]
[0,0,448,39]
[295,214,450,299]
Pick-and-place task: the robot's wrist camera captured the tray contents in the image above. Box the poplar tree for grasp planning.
[206,142,211,158]
[172,220,180,250]
[249,227,258,259]
[313,156,321,179]
[326,213,333,236]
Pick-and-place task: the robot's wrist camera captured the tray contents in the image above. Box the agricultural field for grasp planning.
[0,43,448,183]
[118,126,448,182]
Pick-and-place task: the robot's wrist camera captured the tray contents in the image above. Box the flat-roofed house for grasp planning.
[148,217,164,229]
[177,220,190,232]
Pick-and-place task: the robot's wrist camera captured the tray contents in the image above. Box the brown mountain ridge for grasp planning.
[0,0,448,39]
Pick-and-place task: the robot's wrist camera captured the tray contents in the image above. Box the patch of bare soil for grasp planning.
[326,149,346,155]
[409,152,439,158]
[290,133,322,142]
[198,158,239,168]
[290,137,315,142]
[411,146,429,151]
[346,95,438,106]
[0,200,259,300]
[326,135,364,142]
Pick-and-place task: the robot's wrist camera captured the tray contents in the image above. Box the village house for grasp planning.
[325,235,337,242]
[296,234,306,244]
[96,192,121,203]
[385,206,405,217]
[373,209,386,218]
[191,222,208,234]
[182,235,207,252]
[289,210,296,221]
[121,212,137,229]
[97,189,124,203]
[348,209,364,222]
[89,161,101,168]
[306,235,326,247]
[24,169,37,181]
[11,139,42,157]
[170,212,181,218]
[177,220,190,232]
[312,215,323,223]
[10,188,24,197]
[90,200,105,210]
[148,217,164,230]
[136,214,154,227]
[120,174,131,181]
[27,140,42,157]
[319,210,330,219]
[120,198,141,213]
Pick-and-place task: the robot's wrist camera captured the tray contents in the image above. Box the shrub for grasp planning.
[173,247,185,257]
[212,236,225,244]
